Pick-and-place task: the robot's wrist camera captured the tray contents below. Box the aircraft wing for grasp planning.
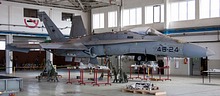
[8,43,41,49]
[7,42,88,52]
[84,39,155,45]
[6,43,41,53]
[40,42,88,50]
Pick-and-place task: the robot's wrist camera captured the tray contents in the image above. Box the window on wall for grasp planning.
[153,5,161,23]
[188,0,195,19]
[211,0,220,17]
[24,8,38,18]
[145,6,153,24]
[130,8,136,25]
[200,0,210,18]
[62,13,73,21]
[170,2,179,21]
[122,7,142,27]
[170,0,195,21]
[200,0,220,19]
[161,5,164,22]
[108,11,117,27]
[122,9,129,26]
[179,2,187,20]
[93,13,104,29]
[145,5,164,24]
[0,41,5,50]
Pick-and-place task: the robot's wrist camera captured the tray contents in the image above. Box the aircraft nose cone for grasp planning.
[206,49,215,56]
[183,43,213,57]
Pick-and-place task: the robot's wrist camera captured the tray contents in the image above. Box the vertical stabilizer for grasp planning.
[70,16,87,38]
[38,12,67,42]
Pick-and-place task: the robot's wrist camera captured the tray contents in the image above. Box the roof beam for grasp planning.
[76,0,85,11]
[5,0,116,11]
[68,0,85,11]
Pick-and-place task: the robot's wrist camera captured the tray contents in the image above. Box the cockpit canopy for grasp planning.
[129,27,163,36]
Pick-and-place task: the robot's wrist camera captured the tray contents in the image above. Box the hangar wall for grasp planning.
[176,35,220,67]
[166,58,189,76]
[174,34,220,60]
[92,0,220,31]
[0,1,89,35]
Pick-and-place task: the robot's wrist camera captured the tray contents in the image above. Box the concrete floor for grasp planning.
[1,69,220,96]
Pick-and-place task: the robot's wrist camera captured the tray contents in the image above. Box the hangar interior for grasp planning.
[0,0,220,96]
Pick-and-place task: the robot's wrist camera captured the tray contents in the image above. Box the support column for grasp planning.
[5,35,13,74]
[187,58,190,76]
[164,0,170,31]
[46,51,53,64]
[117,0,122,31]
[46,37,53,64]
[118,56,121,70]
[195,0,199,20]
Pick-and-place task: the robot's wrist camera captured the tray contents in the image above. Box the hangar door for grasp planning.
[190,57,207,76]
[190,58,201,75]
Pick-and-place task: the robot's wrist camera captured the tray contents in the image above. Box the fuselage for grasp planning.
[52,28,213,58]
[36,12,214,63]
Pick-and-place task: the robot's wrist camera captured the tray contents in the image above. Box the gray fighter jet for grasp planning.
[7,12,214,64]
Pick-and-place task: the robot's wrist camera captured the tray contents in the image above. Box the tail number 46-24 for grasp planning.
[157,46,179,52]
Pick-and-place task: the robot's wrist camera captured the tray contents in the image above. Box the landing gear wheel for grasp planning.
[137,56,142,61]
[134,55,145,61]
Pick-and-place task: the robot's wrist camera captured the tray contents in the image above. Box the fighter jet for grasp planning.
[7,12,214,64]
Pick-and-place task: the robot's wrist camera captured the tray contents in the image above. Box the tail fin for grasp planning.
[38,12,67,42]
[70,16,87,38]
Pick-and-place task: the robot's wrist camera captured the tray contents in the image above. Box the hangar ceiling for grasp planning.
[5,0,119,11]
